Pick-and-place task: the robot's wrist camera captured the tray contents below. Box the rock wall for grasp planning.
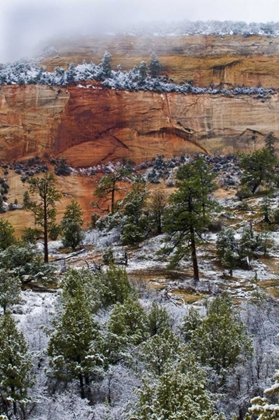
[0,84,278,166]
[41,35,279,88]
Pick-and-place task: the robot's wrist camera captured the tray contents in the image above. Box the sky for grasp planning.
[1,0,279,63]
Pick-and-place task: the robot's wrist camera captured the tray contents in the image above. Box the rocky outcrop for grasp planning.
[41,35,279,88]
[0,84,278,166]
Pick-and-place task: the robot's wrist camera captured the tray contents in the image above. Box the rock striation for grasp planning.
[0,83,278,166]
[41,34,279,88]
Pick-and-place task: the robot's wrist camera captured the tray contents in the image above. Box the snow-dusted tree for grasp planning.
[101,51,112,78]
[34,389,95,420]
[189,295,253,380]
[94,264,135,309]
[0,243,56,284]
[265,131,276,157]
[0,219,16,250]
[62,265,134,311]
[54,157,71,176]
[65,62,76,85]
[162,159,217,280]
[239,223,273,261]
[149,52,161,78]
[24,173,62,263]
[128,354,225,420]
[93,165,133,214]
[105,297,148,364]
[0,312,35,418]
[247,370,279,419]
[0,269,21,313]
[216,228,239,276]
[147,301,170,336]
[120,178,150,245]
[240,300,279,413]
[107,297,148,346]
[181,306,202,342]
[60,200,84,250]
[260,195,273,225]
[47,283,104,399]
[238,148,277,194]
[135,328,182,377]
[139,61,148,83]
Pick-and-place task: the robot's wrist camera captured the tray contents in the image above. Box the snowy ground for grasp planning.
[5,186,279,419]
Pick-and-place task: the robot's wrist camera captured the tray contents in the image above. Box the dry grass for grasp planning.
[172,289,205,304]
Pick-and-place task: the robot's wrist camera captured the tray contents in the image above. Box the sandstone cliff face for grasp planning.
[0,84,278,166]
[42,35,279,88]
[0,85,69,160]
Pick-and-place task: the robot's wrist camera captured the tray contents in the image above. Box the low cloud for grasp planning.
[1,0,279,63]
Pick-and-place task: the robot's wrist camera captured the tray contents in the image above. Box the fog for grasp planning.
[1,0,279,63]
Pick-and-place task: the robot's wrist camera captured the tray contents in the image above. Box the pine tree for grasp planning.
[0,242,56,284]
[260,195,273,224]
[248,370,279,419]
[128,354,225,420]
[0,219,16,250]
[101,51,112,78]
[60,200,84,250]
[107,297,148,347]
[265,131,276,156]
[238,148,277,194]
[147,301,170,336]
[104,297,148,364]
[0,312,35,418]
[24,174,61,262]
[135,328,182,376]
[162,159,217,280]
[120,179,150,245]
[181,307,202,342]
[93,165,132,214]
[190,295,253,379]
[139,61,148,83]
[149,52,161,78]
[47,283,104,399]
[0,269,21,313]
[216,228,239,276]
[94,264,135,309]
[148,190,168,235]
[65,62,76,85]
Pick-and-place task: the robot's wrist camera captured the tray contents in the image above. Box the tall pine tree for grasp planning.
[24,174,61,263]
[162,158,217,280]
[0,312,35,418]
[47,282,104,398]
[60,200,84,250]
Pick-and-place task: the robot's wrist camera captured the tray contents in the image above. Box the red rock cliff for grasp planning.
[0,84,278,166]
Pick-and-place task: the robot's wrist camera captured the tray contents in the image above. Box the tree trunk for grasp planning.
[79,374,85,399]
[43,196,48,263]
[11,386,17,416]
[111,181,116,214]
[190,225,199,281]
[157,213,162,235]
[13,400,17,417]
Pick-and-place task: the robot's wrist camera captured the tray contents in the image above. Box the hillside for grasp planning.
[2,27,279,420]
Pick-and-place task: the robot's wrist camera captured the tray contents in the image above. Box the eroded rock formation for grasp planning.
[0,83,278,166]
[41,35,279,88]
